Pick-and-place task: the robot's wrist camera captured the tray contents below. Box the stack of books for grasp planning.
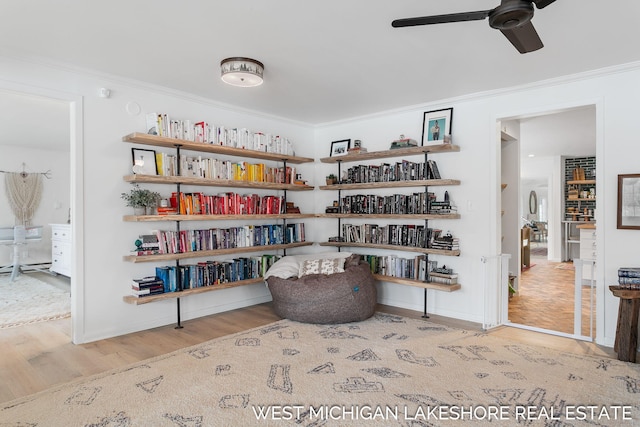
[347,146,368,154]
[431,233,460,251]
[131,276,165,298]
[428,271,458,285]
[390,137,417,149]
[617,268,640,290]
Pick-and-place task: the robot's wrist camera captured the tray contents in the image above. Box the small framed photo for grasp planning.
[131,148,158,175]
[421,108,453,145]
[617,174,640,229]
[330,139,351,157]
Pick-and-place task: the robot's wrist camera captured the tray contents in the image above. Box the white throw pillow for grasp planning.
[264,252,352,280]
[299,258,345,277]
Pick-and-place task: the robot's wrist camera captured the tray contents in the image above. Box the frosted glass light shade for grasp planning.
[220,57,264,87]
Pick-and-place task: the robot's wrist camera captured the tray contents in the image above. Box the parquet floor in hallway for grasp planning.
[508,255,595,336]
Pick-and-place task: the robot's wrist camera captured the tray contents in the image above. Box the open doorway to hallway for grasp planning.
[0,89,72,332]
[501,106,596,339]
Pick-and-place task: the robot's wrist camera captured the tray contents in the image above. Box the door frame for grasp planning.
[491,98,604,343]
[0,80,85,343]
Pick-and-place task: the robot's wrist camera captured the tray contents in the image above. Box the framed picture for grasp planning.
[421,108,453,145]
[131,148,158,175]
[617,174,640,229]
[330,139,351,157]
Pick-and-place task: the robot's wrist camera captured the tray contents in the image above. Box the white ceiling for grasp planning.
[1,0,639,125]
[520,105,595,186]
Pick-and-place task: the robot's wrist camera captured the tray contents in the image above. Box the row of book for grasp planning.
[145,223,306,255]
[155,153,300,184]
[338,192,454,215]
[343,159,442,184]
[130,254,282,297]
[360,254,458,284]
[146,113,295,156]
[167,192,285,216]
[340,223,459,250]
[617,267,640,289]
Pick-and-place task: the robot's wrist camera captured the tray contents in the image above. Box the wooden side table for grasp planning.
[609,286,640,363]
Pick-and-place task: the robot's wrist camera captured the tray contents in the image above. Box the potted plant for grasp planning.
[121,184,161,215]
[326,174,338,185]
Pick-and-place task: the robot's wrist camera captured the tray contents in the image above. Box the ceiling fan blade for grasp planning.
[532,0,556,9]
[392,10,491,28]
[500,21,543,53]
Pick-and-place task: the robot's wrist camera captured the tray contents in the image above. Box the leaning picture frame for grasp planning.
[617,173,640,229]
[131,148,158,175]
[330,139,351,157]
[421,108,453,145]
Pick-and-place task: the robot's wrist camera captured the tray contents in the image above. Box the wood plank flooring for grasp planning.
[0,302,617,405]
[508,256,594,336]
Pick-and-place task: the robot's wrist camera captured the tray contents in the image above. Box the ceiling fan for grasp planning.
[392,0,556,54]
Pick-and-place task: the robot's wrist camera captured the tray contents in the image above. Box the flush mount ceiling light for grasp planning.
[220,57,264,87]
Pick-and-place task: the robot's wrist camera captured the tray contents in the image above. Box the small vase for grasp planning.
[133,207,145,216]
[145,206,155,215]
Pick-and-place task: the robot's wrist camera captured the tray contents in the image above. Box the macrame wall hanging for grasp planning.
[1,163,51,226]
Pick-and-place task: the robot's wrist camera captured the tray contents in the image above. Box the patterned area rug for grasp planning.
[0,274,70,328]
[1,313,639,426]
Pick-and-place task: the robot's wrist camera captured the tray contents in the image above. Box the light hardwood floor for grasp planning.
[509,254,594,335]
[0,302,619,405]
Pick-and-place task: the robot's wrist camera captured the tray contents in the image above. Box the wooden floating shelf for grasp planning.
[123,242,313,263]
[319,144,459,164]
[123,213,316,222]
[316,213,460,220]
[319,179,460,191]
[319,241,460,256]
[123,174,314,191]
[123,132,314,164]
[567,179,596,185]
[372,274,461,292]
[123,277,265,305]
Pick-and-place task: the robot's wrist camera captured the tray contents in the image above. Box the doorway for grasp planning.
[0,83,83,342]
[500,105,597,340]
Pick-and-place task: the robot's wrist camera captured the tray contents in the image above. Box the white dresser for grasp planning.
[50,224,71,277]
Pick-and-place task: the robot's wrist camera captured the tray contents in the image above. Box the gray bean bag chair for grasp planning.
[265,254,377,324]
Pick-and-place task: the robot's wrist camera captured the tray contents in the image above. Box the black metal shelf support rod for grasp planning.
[337,160,342,251]
[174,145,184,329]
[423,151,430,318]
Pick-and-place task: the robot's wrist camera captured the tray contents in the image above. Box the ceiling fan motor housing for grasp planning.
[489,0,534,29]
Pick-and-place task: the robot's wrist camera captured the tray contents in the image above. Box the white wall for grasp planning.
[0,55,315,343]
[316,63,640,348]
[0,145,70,265]
[2,53,639,348]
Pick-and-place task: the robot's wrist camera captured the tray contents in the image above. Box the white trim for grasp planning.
[0,79,85,344]
[492,97,603,339]
[505,321,593,342]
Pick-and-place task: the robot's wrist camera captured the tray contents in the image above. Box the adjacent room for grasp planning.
[1,1,639,425]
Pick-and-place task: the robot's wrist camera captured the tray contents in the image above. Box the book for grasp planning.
[618,268,640,278]
[146,112,159,135]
